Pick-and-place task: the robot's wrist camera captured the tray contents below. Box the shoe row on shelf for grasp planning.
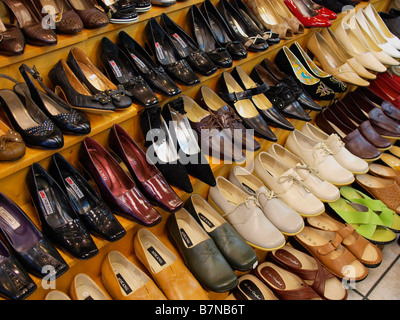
[0,0,361,56]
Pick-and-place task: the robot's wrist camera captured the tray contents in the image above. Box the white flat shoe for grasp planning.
[208,176,286,251]
[267,143,340,202]
[285,129,354,186]
[300,122,369,174]
[254,151,325,217]
[228,165,304,235]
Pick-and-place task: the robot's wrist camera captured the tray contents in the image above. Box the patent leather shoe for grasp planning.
[160,13,217,76]
[79,137,162,226]
[250,65,311,122]
[0,191,69,278]
[144,18,200,86]
[200,0,248,60]
[100,37,158,108]
[162,96,216,186]
[108,123,183,213]
[188,5,233,69]
[27,163,98,260]
[0,240,36,300]
[117,31,181,97]
[49,153,126,242]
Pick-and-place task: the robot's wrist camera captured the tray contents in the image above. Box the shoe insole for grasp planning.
[75,275,107,300]
[235,173,263,195]
[217,178,248,206]
[193,16,217,53]
[200,86,227,112]
[0,203,40,252]
[61,171,96,215]
[118,135,158,182]
[259,152,292,177]
[14,83,64,117]
[223,73,259,118]
[183,95,211,122]
[35,175,74,229]
[152,29,178,65]
[175,210,208,248]
[0,89,40,129]
[3,0,36,27]
[258,4,279,25]
[151,119,180,163]
[237,274,277,300]
[357,173,393,189]
[382,153,400,170]
[68,0,92,11]
[369,163,400,179]
[112,261,148,296]
[140,233,175,274]
[192,195,224,233]
[207,13,231,44]
[79,62,116,92]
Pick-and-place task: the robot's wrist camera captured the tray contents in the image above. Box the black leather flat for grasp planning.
[117,31,181,97]
[48,59,116,114]
[160,13,217,76]
[0,240,36,300]
[217,0,269,52]
[219,71,278,142]
[97,0,138,24]
[231,66,295,131]
[100,37,158,108]
[16,64,91,135]
[144,17,200,86]
[201,0,247,60]
[0,192,69,279]
[250,65,312,122]
[259,58,322,111]
[188,5,232,69]
[49,153,126,242]
[27,163,98,260]
[0,73,64,149]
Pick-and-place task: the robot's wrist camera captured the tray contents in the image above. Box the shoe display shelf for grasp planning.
[0,0,392,300]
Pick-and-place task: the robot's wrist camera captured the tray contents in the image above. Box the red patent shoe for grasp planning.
[284,0,332,27]
[301,0,337,20]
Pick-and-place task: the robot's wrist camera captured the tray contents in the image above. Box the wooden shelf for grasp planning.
[0,0,392,300]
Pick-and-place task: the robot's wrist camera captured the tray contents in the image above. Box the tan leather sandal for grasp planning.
[307,213,383,268]
[270,245,348,300]
[255,261,322,300]
[294,226,368,282]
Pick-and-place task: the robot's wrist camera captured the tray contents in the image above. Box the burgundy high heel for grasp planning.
[79,137,162,227]
[108,124,183,213]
